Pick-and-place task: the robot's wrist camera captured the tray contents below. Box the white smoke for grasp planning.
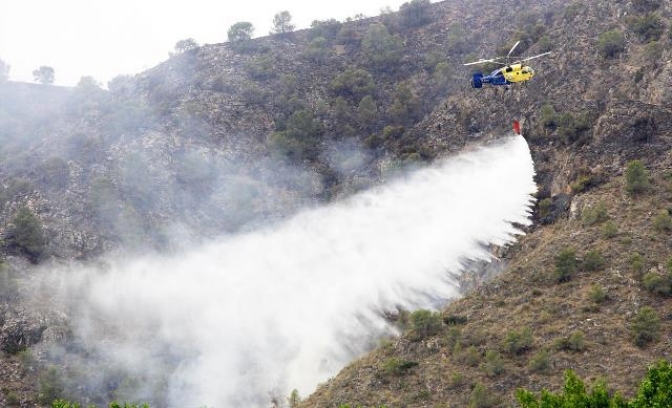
[55,135,536,407]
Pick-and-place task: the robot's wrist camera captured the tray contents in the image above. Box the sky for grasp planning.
[0,0,413,87]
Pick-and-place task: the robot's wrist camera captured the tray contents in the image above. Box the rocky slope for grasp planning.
[0,0,671,406]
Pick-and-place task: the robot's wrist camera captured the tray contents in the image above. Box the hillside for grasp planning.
[0,0,671,406]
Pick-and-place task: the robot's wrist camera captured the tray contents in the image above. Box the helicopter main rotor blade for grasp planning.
[507,41,522,58]
[518,51,552,63]
[463,57,507,66]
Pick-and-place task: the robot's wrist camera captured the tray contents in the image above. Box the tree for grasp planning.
[228,21,254,43]
[0,58,10,81]
[76,76,102,89]
[362,23,403,71]
[625,159,650,194]
[357,95,378,129]
[598,30,625,58]
[6,207,45,262]
[287,389,301,408]
[399,0,433,28]
[107,74,134,94]
[632,306,661,347]
[308,19,342,41]
[33,66,55,84]
[271,11,295,36]
[554,248,578,282]
[173,38,199,54]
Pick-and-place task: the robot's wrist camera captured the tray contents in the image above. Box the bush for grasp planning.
[598,30,626,58]
[228,22,255,52]
[470,383,497,408]
[516,370,623,406]
[453,344,481,366]
[331,69,375,101]
[629,13,663,42]
[6,207,45,262]
[362,23,403,71]
[502,327,534,355]
[631,306,661,347]
[387,82,422,126]
[554,248,578,282]
[303,37,330,63]
[381,357,418,376]
[409,309,442,340]
[307,19,342,41]
[482,350,505,377]
[556,330,585,352]
[642,272,671,296]
[653,211,672,232]
[38,367,64,405]
[633,0,662,12]
[246,55,275,80]
[583,250,606,271]
[528,349,551,373]
[643,41,664,62]
[588,284,608,304]
[602,221,618,238]
[357,95,379,130]
[625,160,650,194]
[398,0,433,28]
[631,253,646,275]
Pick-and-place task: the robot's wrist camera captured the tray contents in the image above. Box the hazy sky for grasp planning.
[0,0,413,87]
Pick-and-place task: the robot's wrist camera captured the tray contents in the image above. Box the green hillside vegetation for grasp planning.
[1,0,672,406]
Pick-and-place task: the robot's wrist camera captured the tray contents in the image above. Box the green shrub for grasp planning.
[387,82,422,126]
[632,0,662,12]
[409,309,442,340]
[642,272,671,296]
[554,248,578,282]
[602,221,618,238]
[570,175,592,193]
[538,197,553,218]
[598,30,626,58]
[287,389,300,408]
[453,344,481,366]
[625,160,650,194]
[362,23,403,71]
[629,13,663,42]
[246,55,275,80]
[583,250,606,271]
[631,306,661,347]
[357,95,379,129]
[653,211,672,231]
[528,349,551,373]
[446,23,469,54]
[482,350,505,377]
[6,207,45,262]
[38,367,64,405]
[588,284,608,304]
[581,201,609,226]
[556,330,586,352]
[331,69,375,101]
[502,327,534,355]
[516,370,624,406]
[643,41,664,61]
[398,0,433,28]
[228,22,255,52]
[470,383,496,408]
[381,357,418,376]
[303,37,330,63]
[631,253,646,275]
[307,19,342,41]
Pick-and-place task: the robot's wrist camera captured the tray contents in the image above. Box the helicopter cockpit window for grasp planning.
[505,67,513,73]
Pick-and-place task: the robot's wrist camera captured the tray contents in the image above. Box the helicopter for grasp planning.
[463,41,551,89]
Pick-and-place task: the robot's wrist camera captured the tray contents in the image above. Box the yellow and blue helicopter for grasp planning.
[463,41,551,88]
